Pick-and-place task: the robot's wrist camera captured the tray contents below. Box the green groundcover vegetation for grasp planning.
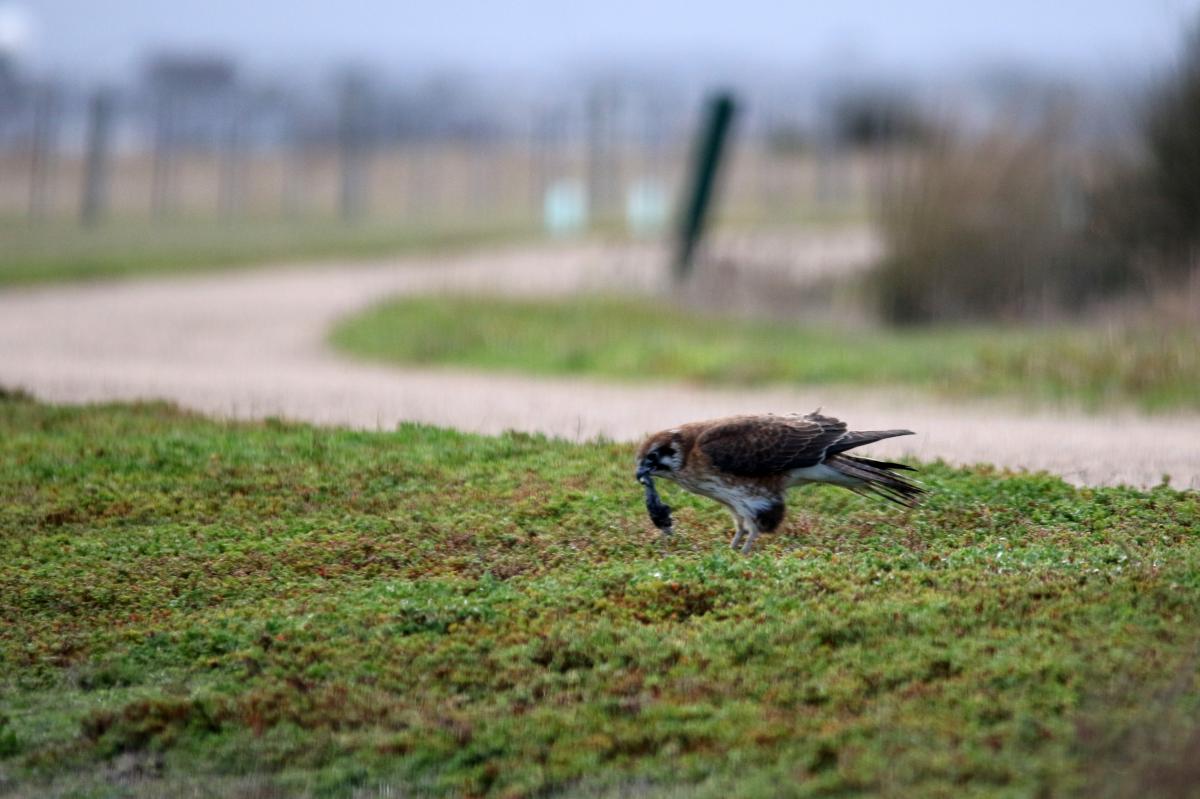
[332,296,1200,412]
[0,220,532,287]
[2,392,1199,797]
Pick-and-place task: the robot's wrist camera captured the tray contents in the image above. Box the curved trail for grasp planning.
[1,236,1197,489]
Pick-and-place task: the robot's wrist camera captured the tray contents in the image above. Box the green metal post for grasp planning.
[673,92,738,280]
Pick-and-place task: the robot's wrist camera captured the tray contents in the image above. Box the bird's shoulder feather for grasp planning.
[695,413,848,477]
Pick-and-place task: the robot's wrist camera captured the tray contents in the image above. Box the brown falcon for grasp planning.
[635,411,923,554]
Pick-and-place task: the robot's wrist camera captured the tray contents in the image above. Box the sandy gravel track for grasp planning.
[1,235,1197,489]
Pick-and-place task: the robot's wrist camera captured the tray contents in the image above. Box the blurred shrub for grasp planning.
[877,27,1200,325]
[875,126,1112,324]
[1091,27,1200,283]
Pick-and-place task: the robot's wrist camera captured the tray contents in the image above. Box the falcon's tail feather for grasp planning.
[847,455,917,472]
[827,429,914,455]
[828,454,925,508]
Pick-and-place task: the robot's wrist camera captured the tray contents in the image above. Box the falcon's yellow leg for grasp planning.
[740,523,763,555]
[730,515,748,550]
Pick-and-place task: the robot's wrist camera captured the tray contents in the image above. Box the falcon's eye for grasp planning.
[659,446,676,459]
[646,453,659,464]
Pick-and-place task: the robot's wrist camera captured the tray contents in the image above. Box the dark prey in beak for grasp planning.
[638,474,674,533]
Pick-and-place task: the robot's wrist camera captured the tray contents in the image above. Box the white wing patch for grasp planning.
[788,463,861,488]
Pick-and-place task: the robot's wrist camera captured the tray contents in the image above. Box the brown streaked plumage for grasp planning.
[635,411,924,554]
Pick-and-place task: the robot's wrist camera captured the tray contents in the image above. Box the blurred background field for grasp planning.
[4,2,1200,339]
[2,3,1199,398]
[332,295,1200,411]
[0,53,878,284]
[0,217,535,285]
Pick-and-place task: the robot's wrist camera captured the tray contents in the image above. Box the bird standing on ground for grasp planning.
[635,411,924,554]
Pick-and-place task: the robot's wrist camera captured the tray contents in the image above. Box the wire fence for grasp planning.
[0,73,888,235]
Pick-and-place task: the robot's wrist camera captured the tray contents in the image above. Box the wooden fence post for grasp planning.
[150,91,176,221]
[338,75,369,222]
[28,83,58,221]
[80,88,114,227]
[219,95,245,220]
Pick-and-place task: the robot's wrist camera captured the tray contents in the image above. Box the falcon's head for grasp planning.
[636,430,685,480]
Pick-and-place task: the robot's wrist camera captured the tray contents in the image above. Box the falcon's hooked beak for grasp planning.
[635,460,654,481]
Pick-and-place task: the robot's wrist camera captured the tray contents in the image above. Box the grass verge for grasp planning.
[0,218,535,287]
[331,295,1200,411]
[1,392,1199,796]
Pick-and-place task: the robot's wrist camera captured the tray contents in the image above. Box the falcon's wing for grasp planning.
[698,413,848,476]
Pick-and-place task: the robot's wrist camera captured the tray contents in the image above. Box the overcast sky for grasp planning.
[7,0,1200,81]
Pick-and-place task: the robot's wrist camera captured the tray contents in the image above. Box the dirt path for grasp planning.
[1,234,1197,489]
